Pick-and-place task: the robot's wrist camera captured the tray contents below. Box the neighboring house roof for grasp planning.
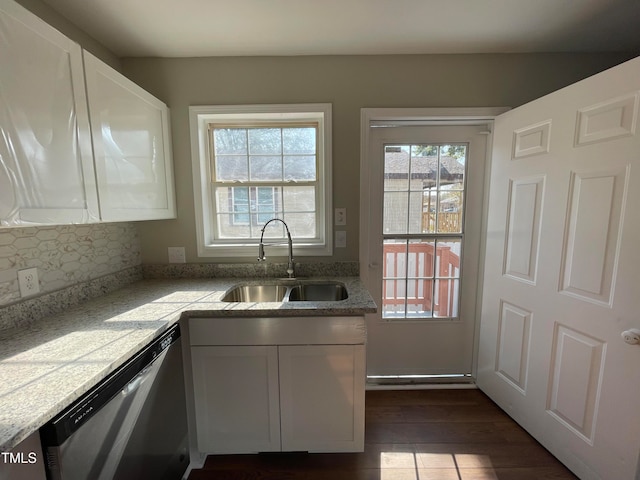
[384,151,464,183]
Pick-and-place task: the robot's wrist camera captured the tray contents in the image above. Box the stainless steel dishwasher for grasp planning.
[40,324,189,480]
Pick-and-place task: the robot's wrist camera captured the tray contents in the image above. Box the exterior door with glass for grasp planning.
[362,123,489,378]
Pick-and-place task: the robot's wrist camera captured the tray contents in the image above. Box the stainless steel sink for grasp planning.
[221,284,289,302]
[221,281,348,302]
[288,283,348,301]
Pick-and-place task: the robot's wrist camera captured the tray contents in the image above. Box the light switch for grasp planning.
[335,230,347,248]
[335,208,347,226]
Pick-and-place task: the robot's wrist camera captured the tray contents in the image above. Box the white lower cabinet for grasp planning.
[190,342,365,454]
[278,344,365,452]
[191,345,281,454]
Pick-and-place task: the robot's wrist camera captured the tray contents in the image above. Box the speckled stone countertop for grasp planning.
[0,277,375,451]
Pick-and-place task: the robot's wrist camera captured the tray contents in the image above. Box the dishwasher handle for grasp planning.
[121,350,167,396]
[121,365,151,396]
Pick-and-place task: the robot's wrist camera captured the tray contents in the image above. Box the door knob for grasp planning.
[621,329,640,345]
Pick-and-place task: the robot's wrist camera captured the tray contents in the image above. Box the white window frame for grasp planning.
[190,103,333,258]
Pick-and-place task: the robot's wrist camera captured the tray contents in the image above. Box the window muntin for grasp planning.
[190,104,332,257]
[382,144,467,319]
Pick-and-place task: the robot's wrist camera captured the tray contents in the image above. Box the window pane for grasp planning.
[439,145,465,189]
[248,128,281,154]
[215,187,231,213]
[214,128,247,154]
[410,146,438,191]
[284,155,316,181]
[434,279,460,317]
[217,214,251,238]
[232,187,249,224]
[408,192,425,234]
[407,279,433,317]
[283,186,315,212]
[215,155,248,181]
[411,144,438,157]
[383,192,408,234]
[437,191,463,233]
[435,239,461,279]
[408,239,436,278]
[283,213,316,238]
[283,128,316,154]
[382,240,406,319]
[383,279,406,318]
[256,187,276,224]
[384,145,409,191]
[250,155,282,181]
[422,187,438,233]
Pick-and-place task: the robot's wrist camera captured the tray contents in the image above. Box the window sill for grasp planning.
[196,242,333,258]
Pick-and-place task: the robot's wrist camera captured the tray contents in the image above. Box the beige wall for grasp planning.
[122,53,635,265]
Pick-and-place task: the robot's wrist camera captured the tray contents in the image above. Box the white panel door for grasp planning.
[83,50,176,221]
[190,345,281,453]
[278,345,365,452]
[477,56,640,479]
[0,0,98,226]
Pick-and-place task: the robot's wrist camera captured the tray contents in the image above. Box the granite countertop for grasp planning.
[0,277,376,452]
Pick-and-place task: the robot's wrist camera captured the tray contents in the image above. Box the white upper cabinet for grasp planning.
[0,0,176,226]
[83,51,176,221]
[0,0,99,226]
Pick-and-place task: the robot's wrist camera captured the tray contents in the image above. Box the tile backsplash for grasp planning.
[0,223,141,307]
[0,223,359,333]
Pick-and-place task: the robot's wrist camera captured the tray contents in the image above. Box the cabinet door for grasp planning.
[83,50,176,221]
[278,345,366,452]
[0,0,99,226]
[191,346,281,453]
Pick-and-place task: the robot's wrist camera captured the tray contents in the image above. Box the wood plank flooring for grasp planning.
[188,388,578,480]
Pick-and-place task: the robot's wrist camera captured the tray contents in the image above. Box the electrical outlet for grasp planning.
[335,208,347,226]
[18,268,40,297]
[168,247,186,264]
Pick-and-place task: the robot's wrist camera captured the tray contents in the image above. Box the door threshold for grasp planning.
[366,374,476,390]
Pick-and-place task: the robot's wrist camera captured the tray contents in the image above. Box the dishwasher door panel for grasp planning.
[43,328,189,480]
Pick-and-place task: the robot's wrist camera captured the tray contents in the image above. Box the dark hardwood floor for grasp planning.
[188,388,578,480]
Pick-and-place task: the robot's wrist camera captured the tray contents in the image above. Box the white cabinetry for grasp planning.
[84,51,175,221]
[0,0,175,226]
[191,345,281,453]
[0,0,98,225]
[188,316,366,454]
[278,344,365,452]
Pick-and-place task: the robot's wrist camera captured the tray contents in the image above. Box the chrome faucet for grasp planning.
[258,218,295,278]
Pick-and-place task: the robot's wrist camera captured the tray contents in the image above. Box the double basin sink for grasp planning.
[222,280,348,303]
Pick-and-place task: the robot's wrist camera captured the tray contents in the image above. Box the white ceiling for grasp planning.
[41,0,640,58]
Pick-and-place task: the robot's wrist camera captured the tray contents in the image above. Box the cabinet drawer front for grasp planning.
[189,316,367,345]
